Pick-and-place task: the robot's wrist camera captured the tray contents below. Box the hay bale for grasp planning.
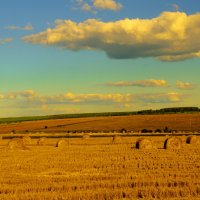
[37,137,46,146]
[22,136,31,145]
[56,139,68,147]
[112,135,122,144]
[186,135,199,145]
[82,133,90,140]
[7,138,28,150]
[180,135,186,143]
[164,137,182,149]
[136,138,153,149]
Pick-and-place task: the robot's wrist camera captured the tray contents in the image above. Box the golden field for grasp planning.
[0,135,199,200]
[1,113,200,133]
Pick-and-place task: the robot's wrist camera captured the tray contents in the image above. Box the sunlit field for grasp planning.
[1,113,200,133]
[0,135,199,200]
[2,0,200,199]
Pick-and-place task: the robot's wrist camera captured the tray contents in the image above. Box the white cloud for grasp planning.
[93,0,122,11]
[6,90,37,100]
[107,79,168,87]
[176,81,195,90]
[23,12,200,61]
[42,92,133,104]
[171,4,179,12]
[1,90,188,117]
[0,38,13,45]
[81,3,92,11]
[5,23,33,31]
[136,92,182,103]
[74,0,122,12]
[0,90,184,105]
[0,94,4,99]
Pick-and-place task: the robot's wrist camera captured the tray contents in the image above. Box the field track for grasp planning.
[1,132,200,140]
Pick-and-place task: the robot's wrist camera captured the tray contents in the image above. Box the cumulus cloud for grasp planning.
[5,23,33,31]
[0,94,4,99]
[107,79,168,87]
[6,90,37,100]
[0,38,13,45]
[171,4,179,12]
[136,92,182,103]
[0,90,131,104]
[74,0,121,12]
[176,81,195,90]
[81,3,92,11]
[74,0,93,12]
[93,0,122,10]
[23,12,200,61]
[39,92,133,104]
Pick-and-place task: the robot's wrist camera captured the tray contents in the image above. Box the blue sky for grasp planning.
[0,0,200,117]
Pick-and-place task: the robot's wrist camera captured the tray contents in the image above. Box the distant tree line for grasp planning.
[137,107,200,115]
[0,107,199,124]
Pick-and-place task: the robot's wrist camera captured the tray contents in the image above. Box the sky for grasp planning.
[0,0,200,117]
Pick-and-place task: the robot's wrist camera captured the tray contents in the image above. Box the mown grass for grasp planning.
[0,136,199,199]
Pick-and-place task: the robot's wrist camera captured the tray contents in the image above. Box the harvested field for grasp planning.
[0,135,199,199]
[0,113,200,133]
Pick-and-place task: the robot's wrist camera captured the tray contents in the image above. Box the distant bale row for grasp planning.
[164,135,199,149]
[6,136,32,150]
[135,137,181,150]
[112,135,199,148]
[7,138,29,150]
[136,135,199,150]
[4,134,199,151]
[6,137,69,149]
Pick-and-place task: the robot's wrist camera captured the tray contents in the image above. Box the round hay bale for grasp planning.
[186,135,199,145]
[22,136,31,145]
[180,135,187,143]
[10,130,16,134]
[164,137,182,149]
[37,137,46,146]
[82,133,90,140]
[112,135,122,144]
[7,138,28,150]
[136,139,153,149]
[55,139,68,147]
